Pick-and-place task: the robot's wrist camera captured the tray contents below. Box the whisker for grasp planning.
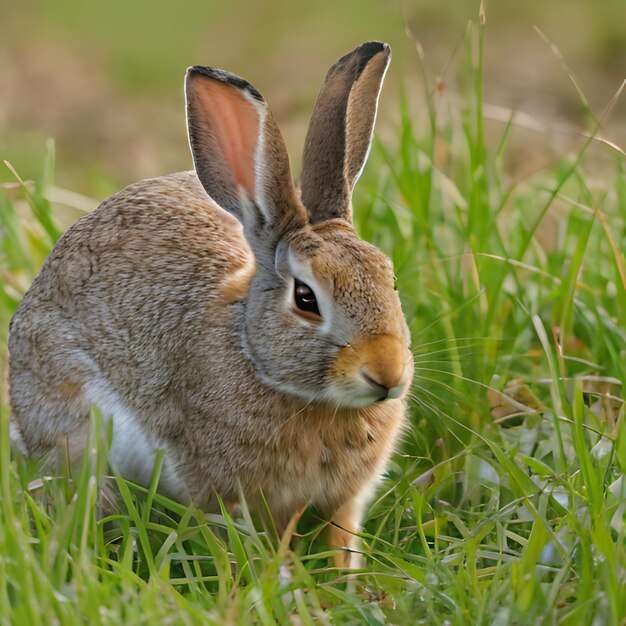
[412,344,488,359]
[406,393,434,412]
[411,375,468,401]
[411,336,495,351]
[412,367,500,395]
[330,400,341,427]
[405,391,438,414]
[276,384,323,432]
[405,395,467,448]
[407,384,444,406]
[412,356,480,367]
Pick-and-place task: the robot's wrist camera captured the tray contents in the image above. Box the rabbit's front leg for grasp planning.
[328,495,366,570]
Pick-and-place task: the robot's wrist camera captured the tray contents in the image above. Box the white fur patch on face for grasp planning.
[84,379,189,502]
[323,380,382,409]
[323,371,407,409]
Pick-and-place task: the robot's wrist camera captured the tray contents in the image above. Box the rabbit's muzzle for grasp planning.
[328,334,412,408]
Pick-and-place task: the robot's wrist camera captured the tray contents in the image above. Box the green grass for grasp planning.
[1,18,625,625]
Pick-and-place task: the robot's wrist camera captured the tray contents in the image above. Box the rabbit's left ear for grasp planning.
[299,42,391,224]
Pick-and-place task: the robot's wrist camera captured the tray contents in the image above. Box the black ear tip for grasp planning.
[185,66,264,102]
[356,41,390,61]
[330,41,391,78]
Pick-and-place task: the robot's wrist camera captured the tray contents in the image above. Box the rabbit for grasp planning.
[8,41,414,568]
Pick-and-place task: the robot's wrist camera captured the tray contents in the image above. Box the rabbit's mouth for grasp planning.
[320,377,406,409]
[360,369,405,403]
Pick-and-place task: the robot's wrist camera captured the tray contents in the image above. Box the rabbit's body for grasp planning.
[9,170,404,522]
[9,42,413,566]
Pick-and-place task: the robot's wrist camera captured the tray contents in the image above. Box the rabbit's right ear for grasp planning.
[186,67,305,257]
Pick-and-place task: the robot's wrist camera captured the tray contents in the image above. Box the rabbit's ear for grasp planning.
[300,42,390,224]
[186,67,305,254]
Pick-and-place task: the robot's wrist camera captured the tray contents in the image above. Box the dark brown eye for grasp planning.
[294,279,320,317]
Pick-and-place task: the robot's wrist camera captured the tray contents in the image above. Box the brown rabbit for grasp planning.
[8,41,413,567]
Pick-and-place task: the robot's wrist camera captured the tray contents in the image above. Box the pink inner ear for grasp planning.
[192,78,259,197]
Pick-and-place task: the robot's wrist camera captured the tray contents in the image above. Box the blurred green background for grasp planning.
[2,0,625,196]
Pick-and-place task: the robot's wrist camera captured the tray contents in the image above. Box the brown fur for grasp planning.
[53,380,83,402]
[331,335,408,390]
[218,244,255,303]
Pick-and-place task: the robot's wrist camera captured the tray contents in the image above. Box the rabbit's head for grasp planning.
[186,42,412,409]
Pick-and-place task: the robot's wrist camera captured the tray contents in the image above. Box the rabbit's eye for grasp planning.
[294,279,321,318]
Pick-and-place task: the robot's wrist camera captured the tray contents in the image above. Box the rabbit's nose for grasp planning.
[360,334,408,394]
